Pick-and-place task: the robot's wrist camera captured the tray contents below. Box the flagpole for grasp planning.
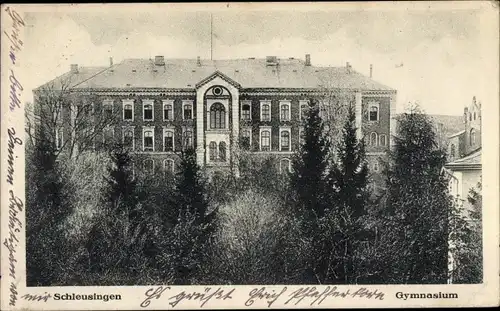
[210,13,213,60]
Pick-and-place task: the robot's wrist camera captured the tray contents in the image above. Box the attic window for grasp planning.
[126,83,131,87]
[192,70,196,72]
[132,69,137,72]
[153,69,158,72]
[235,70,239,73]
[187,84,192,87]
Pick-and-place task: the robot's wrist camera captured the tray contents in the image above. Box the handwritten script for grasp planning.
[140,286,384,308]
[3,7,25,307]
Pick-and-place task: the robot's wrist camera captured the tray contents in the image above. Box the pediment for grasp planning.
[195,71,241,89]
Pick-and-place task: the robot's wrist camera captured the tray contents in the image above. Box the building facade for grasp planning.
[443,96,482,212]
[34,55,396,178]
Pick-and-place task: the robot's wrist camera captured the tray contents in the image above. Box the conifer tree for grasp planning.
[157,147,217,284]
[289,99,331,223]
[385,108,451,284]
[328,103,369,284]
[289,99,333,283]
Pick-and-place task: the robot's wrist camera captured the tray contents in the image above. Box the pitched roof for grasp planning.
[35,58,395,91]
[445,148,481,170]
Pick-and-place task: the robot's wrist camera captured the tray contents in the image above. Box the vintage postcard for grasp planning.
[1,2,499,309]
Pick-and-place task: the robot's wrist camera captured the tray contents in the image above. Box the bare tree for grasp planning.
[27,75,116,160]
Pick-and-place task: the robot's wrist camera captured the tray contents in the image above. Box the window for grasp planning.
[103,127,114,144]
[260,101,271,121]
[56,127,64,149]
[209,141,217,161]
[379,134,387,146]
[470,128,476,146]
[241,103,251,121]
[183,102,193,120]
[164,159,175,174]
[473,112,476,120]
[103,100,113,118]
[143,159,154,175]
[369,105,379,121]
[373,161,379,172]
[280,129,290,151]
[183,127,193,149]
[280,101,291,121]
[219,141,227,162]
[280,158,291,174]
[163,129,174,152]
[143,100,154,121]
[299,101,309,120]
[469,113,472,121]
[450,143,456,158]
[260,129,271,151]
[123,128,134,149]
[210,103,226,129]
[319,103,328,119]
[370,132,378,146]
[299,128,304,144]
[241,129,251,150]
[123,100,134,121]
[143,129,154,151]
[163,100,174,120]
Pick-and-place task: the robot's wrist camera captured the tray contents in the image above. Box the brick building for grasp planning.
[443,96,482,212]
[34,55,396,178]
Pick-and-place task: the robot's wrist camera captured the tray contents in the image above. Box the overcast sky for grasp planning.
[19,3,498,115]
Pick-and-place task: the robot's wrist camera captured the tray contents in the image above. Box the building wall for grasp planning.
[40,88,393,178]
[463,98,481,155]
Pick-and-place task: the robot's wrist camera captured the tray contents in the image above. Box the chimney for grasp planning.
[154,55,165,66]
[346,62,351,74]
[109,57,113,67]
[70,64,78,74]
[197,56,201,67]
[266,56,278,66]
[305,54,311,66]
[370,64,373,78]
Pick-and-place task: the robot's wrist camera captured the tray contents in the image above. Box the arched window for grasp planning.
[143,103,153,120]
[210,103,225,129]
[473,112,476,120]
[219,141,227,162]
[281,130,290,151]
[261,130,271,151]
[124,104,133,120]
[470,128,476,146]
[164,130,174,151]
[241,104,251,120]
[164,159,174,174]
[143,130,154,151]
[450,143,456,158]
[209,141,217,161]
[369,106,379,121]
[280,103,290,121]
[379,134,387,146]
[183,128,193,149]
[280,158,291,174]
[469,113,472,121]
[370,132,378,146]
[261,104,271,121]
[123,129,134,148]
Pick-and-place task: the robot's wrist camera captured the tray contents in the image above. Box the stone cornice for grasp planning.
[65,87,396,97]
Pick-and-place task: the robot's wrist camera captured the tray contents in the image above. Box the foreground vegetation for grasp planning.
[26,102,482,286]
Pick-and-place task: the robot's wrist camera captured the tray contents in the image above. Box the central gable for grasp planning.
[195,71,241,90]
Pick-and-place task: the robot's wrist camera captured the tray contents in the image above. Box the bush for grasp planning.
[207,190,307,284]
